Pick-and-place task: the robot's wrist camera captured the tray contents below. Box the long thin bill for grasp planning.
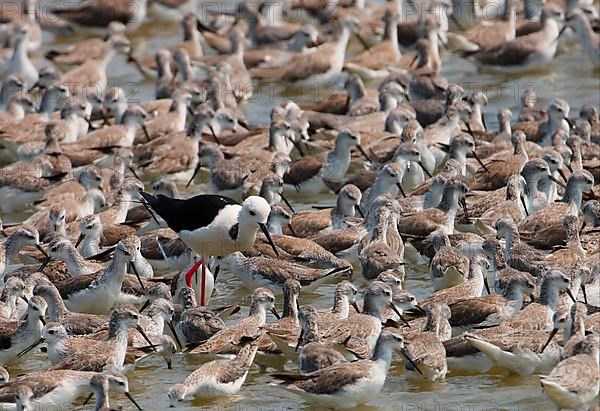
[35,244,48,258]
[75,233,85,249]
[356,205,365,218]
[396,183,406,198]
[141,124,151,143]
[355,33,372,53]
[280,193,295,213]
[167,320,183,351]
[473,152,489,173]
[355,145,372,163]
[400,349,423,375]
[418,161,432,178]
[581,284,588,305]
[270,307,281,320]
[259,223,279,257]
[130,263,146,292]
[38,256,51,273]
[139,299,151,313]
[565,288,576,303]
[287,224,298,237]
[541,328,559,353]
[125,391,144,410]
[548,175,566,189]
[351,301,361,314]
[389,303,410,327]
[209,125,222,146]
[520,195,529,217]
[558,168,568,183]
[136,325,157,352]
[186,162,202,188]
[17,338,44,358]
[483,276,491,295]
[294,329,304,352]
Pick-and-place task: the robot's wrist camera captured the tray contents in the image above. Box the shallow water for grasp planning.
[5,1,600,410]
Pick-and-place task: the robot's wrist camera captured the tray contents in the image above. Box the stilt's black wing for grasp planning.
[139,192,240,233]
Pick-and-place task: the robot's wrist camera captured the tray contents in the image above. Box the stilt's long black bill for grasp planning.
[548,175,566,189]
[209,125,222,146]
[186,162,202,188]
[270,307,281,320]
[558,168,568,183]
[38,257,51,273]
[356,205,364,218]
[473,152,489,173]
[355,33,372,52]
[213,264,220,282]
[167,320,183,350]
[280,193,295,213]
[75,233,84,249]
[139,299,151,313]
[351,301,361,313]
[390,303,410,327]
[287,224,298,237]
[17,338,44,358]
[541,328,559,353]
[520,195,529,217]
[130,263,146,292]
[356,145,371,163]
[581,284,588,305]
[82,393,93,407]
[287,136,304,157]
[140,198,160,226]
[483,276,491,295]
[141,124,151,143]
[136,325,157,352]
[259,223,279,257]
[295,329,304,352]
[418,161,432,178]
[128,166,142,181]
[397,183,406,198]
[401,348,423,375]
[565,288,576,304]
[35,244,48,258]
[125,391,144,410]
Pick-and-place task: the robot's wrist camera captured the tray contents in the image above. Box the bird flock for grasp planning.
[0,0,598,409]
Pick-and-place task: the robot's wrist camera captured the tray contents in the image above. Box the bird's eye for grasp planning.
[269,297,275,302]
[249,211,256,216]
[50,247,57,252]
[409,296,415,301]
[49,330,55,334]
[86,225,93,229]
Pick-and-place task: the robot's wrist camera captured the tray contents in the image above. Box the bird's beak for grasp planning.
[397,183,406,198]
[400,348,423,375]
[130,263,146,293]
[295,329,304,352]
[141,124,151,142]
[581,283,587,305]
[483,276,491,295]
[280,193,295,213]
[139,299,151,313]
[520,195,529,217]
[541,327,559,353]
[259,223,279,257]
[35,244,48,258]
[17,337,44,358]
[136,325,157,352]
[355,145,372,163]
[38,256,51,272]
[389,303,410,327]
[418,161,432,178]
[565,288,576,303]
[124,391,143,410]
[167,321,183,351]
[270,307,281,320]
[355,205,364,218]
[75,233,84,249]
[351,301,361,313]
